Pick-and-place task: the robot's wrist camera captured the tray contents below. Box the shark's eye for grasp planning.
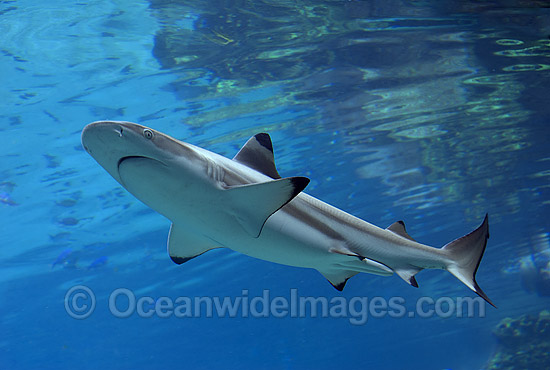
[143,129,154,140]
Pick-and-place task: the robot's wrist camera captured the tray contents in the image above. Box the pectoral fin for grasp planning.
[319,269,359,291]
[167,223,220,264]
[226,176,309,237]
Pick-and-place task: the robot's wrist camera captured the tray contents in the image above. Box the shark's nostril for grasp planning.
[119,127,123,137]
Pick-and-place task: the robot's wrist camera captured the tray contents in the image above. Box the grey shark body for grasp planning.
[82,121,495,307]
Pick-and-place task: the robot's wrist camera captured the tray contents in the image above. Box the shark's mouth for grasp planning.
[117,155,151,172]
[117,156,168,188]
[116,155,174,216]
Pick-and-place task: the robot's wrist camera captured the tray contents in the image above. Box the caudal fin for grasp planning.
[443,214,496,308]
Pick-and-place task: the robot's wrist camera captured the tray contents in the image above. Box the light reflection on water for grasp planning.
[148,0,547,230]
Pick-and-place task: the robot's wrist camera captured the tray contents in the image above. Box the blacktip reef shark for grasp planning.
[82,121,495,307]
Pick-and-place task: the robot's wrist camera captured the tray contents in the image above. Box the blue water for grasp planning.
[2,0,549,369]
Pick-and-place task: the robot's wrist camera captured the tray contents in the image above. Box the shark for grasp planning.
[82,121,495,307]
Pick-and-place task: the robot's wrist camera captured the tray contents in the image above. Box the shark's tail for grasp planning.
[442,214,496,308]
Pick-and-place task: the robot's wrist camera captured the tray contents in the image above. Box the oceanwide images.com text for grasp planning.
[65,285,487,325]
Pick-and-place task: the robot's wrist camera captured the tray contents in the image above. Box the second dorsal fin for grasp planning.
[386,220,416,242]
[233,133,281,179]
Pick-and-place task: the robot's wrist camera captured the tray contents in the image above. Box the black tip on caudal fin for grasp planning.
[443,214,496,308]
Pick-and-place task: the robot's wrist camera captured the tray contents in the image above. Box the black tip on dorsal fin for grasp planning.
[233,133,281,179]
[254,133,273,153]
[386,220,416,242]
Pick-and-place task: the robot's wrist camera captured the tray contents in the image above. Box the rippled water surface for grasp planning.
[1,1,549,369]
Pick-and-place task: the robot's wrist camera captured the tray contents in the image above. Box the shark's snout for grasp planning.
[82,121,149,183]
[82,121,125,154]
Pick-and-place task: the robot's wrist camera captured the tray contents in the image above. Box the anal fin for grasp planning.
[394,266,422,287]
[168,223,220,264]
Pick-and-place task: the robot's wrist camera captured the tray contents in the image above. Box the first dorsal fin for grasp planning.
[386,220,416,242]
[233,133,281,179]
